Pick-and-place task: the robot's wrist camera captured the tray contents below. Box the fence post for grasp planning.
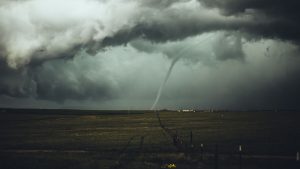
[238,145,242,169]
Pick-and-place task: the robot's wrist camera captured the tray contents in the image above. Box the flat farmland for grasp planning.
[0,110,300,169]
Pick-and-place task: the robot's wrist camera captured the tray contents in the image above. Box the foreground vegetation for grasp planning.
[0,110,299,169]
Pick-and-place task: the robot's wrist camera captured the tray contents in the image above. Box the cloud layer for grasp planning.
[0,0,300,109]
[2,0,299,68]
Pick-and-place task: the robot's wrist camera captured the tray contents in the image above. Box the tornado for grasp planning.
[150,34,213,110]
[151,56,180,110]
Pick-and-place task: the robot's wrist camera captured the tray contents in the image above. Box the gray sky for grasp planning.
[0,0,300,110]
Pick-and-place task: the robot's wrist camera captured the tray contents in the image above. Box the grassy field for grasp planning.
[0,110,300,169]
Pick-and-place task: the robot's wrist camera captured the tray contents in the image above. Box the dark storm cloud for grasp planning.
[32,58,117,102]
[0,61,33,97]
[100,0,300,55]
[198,0,300,43]
[130,32,245,63]
[0,52,119,102]
[0,0,291,68]
[199,0,299,16]
[0,0,300,109]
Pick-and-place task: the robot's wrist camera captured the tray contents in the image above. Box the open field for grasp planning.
[0,110,300,169]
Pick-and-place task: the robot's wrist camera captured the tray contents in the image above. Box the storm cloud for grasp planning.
[199,0,300,42]
[0,0,300,109]
[2,0,298,68]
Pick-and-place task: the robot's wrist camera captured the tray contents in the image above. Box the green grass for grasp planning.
[0,111,300,169]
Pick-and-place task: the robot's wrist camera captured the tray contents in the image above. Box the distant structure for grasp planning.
[178,109,196,112]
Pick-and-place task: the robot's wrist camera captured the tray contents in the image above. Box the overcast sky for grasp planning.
[0,0,300,110]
